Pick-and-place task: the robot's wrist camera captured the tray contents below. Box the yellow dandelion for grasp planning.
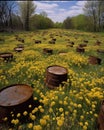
[77,104,82,108]
[3,117,8,121]
[50,101,55,107]
[83,125,87,130]
[17,113,21,118]
[79,122,83,126]
[40,108,44,113]
[43,115,50,121]
[94,114,98,117]
[85,122,88,126]
[28,123,33,129]
[59,108,63,112]
[23,111,28,116]
[33,125,42,130]
[29,104,32,108]
[49,108,53,113]
[40,119,47,126]
[57,119,64,127]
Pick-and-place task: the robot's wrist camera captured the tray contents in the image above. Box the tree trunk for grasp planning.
[25,1,29,31]
[9,10,13,29]
[93,9,97,32]
[98,2,101,31]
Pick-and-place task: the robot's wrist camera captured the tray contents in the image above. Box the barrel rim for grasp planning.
[89,55,101,60]
[14,47,24,50]
[46,65,68,75]
[0,52,13,56]
[0,84,33,107]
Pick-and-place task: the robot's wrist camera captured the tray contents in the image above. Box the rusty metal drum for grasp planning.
[43,48,53,54]
[97,100,104,130]
[0,52,13,61]
[45,65,68,89]
[0,84,33,123]
[79,44,87,47]
[76,46,85,53]
[88,56,101,65]
[14,47,24,52]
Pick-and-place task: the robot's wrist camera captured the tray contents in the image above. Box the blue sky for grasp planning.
[34,1,87,22]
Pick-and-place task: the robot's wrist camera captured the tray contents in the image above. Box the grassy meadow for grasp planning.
[0,29,104,130]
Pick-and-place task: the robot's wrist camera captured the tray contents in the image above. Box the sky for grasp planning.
[34,1,87,22]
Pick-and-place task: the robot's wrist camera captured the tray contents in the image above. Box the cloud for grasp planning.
[34,1,86,22]
[34,1,58,11]
[76,1,86,6]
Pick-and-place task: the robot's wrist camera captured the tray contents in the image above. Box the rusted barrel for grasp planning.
[49,40,55,44]
[43,48,53,54]
[66,44,73,47]
[52,38,56,41]
[95,40,101,46]
[0,84,33,123]
[83,40,88,43]
[97,100,104,130]
[17,44,24,48]
[88,56,101,65]
[35,40,41,44]
[0,52,13,62]
[69,41,74,45]
[59,52,67,56]
[79,44,87,47]
[0,38,5,42]
[97,49,104,54]
[76,47,85,53]
[17,38,24,43]
[14,47,24,52]
[45,65,68,89]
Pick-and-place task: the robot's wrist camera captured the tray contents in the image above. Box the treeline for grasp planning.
[0,1,54,31]
[63,0,104,32]
[0,1,104,32]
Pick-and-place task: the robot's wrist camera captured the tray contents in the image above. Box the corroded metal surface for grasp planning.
[45,65,68,88]
[0,84,33,123]
[48,65,67,75]
[0,84,33,107]
[43,48,53,54]
[76,46,85,53]
[0,52,13,62]
[79,44,87,47]
[14,47,24,52]
[0,53,13,59]
[97,100,104,130]
[88,56,101,65]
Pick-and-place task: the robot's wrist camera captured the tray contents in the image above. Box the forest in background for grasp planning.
[0,0,104,32]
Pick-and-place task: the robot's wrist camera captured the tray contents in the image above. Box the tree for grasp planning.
[54,22,63,28]
[30,14,54,30]
[18,1,37,31]
[83,0,104,32]
[84,1,98,32]
[40,11,47,18]
[71,15,88,31]
[63,17,73,29]
[12,13,23,30]
[0,1,17,30]
[97,0,104,31]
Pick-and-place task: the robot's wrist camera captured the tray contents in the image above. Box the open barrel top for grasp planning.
[47,65,67,75]
[14,47,24,51]
[0,52,13,57]
[0,84,33,107]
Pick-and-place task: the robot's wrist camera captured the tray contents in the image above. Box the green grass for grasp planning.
[0,29,104,130]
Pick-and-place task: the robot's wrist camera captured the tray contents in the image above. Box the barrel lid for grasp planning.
[0,84,33,107]
[14,47,23,50]
[47,65,67,75]
[0,52,13,57]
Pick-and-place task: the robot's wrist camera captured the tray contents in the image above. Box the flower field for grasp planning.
[0,29,104,130]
